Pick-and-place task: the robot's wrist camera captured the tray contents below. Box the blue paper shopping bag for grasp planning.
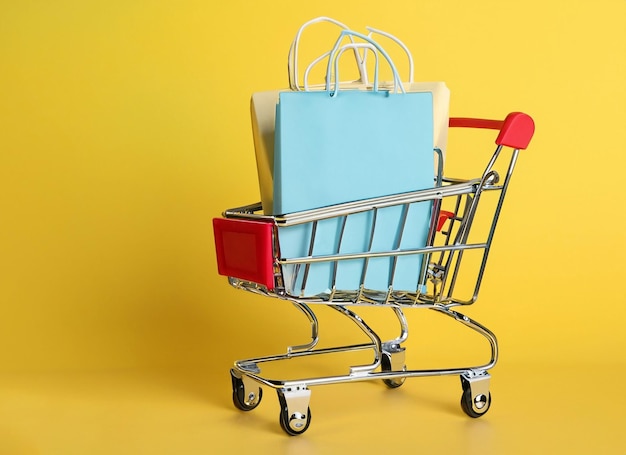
[274,30,434,214]
[275,30,435,297]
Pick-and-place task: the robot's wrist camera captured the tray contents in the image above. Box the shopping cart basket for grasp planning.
[213,112,535,435]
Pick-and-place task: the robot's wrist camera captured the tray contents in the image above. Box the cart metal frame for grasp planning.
[215,112,534,435]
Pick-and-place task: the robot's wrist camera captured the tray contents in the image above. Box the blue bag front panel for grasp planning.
[274,90,434,215]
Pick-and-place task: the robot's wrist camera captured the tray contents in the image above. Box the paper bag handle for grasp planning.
[302,27,413,90]
[365,27,414,83]
[326,30,406,96]
[288,17,368,91]
[302,43,374,91]
[326,43,381,93]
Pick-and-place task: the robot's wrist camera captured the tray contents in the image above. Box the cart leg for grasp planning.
[287,302,319,354]
[277,386,312,436]
[379,307,409,388]
[330,305,382,374]
[460,371,491,417]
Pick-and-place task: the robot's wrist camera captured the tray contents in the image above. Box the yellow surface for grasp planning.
[1,363,625,454]
[0,0,625,452]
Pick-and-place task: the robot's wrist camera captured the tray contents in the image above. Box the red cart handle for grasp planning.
[449,112,535,150]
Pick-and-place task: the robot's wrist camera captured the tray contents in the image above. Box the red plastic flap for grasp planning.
[437,210,455,231]
[213,218,275,290]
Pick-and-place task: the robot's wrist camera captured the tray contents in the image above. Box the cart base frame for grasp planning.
[230,301,496,435]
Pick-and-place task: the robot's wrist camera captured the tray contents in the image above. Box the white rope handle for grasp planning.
[325,30,405,96]
[327,43,379,94]
[365,27,415,83]
[288,17,368,91]
[303,43,375,92]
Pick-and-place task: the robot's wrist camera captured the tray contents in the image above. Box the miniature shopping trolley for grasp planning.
[213,112,534,435]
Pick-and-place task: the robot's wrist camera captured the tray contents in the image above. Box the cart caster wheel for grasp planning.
[460,388,491,418]
[381,351,406,389]
[230,369,262,411]
[277,388,312,436]
[279,406,312,436]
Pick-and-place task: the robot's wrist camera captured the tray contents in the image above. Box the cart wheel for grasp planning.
[230,369,262,411]
[279,406,311,436]
[277,390,311,436]
[460,388,491,418]
[381,352,406,389]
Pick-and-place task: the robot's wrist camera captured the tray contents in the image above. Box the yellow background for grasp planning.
[0,0,624,453]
